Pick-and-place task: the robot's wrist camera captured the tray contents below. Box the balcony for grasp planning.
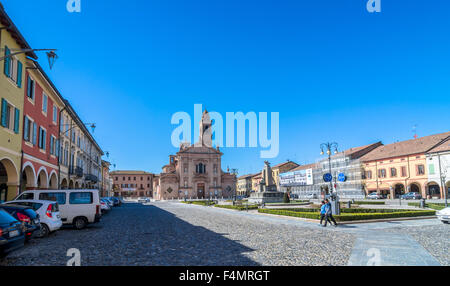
[69,166,84,178]
[85,174,98,183]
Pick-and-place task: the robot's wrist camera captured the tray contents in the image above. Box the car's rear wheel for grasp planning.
[443,221,449,224]
[38,224,50,238]
[73,217,87,230]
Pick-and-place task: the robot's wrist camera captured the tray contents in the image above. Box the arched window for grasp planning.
[196,163,206,174]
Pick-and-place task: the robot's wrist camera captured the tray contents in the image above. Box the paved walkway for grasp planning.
[178,202,445,266]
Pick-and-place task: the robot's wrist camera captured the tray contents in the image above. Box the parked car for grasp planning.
[400,192,422,200]
[101,197,114,208]
[367,193,382,200]
[100,199,111,213]
[4,200,62,237]
[14,190,101,230]
[138,197,150,203]
[305,193,318,200]
[437,207,450,224]
[0,209,25,257]
[109,197,121,207]
[0,204,40,241]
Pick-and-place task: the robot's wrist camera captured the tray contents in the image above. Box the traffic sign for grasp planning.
[323,173,333,182]
[338,173,347,182]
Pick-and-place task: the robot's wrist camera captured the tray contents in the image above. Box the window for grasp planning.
[417,165,425,175]
[52,106,57,123]
[378,169,386,178]
[38,127,47,150]
[50,136,56,155]
[196,163,206,174]
[23,116,34,143]
[390,168,397,177]
[365,170,372,179]
[69,192,93,204]
[17,193,34,201]
[401,166,407,177]
[1,98,20,133]
[429,164,435,175]
[3,46,23,87]
[42,93,48,114]
[39,192,66,205]
[27,75,35,100]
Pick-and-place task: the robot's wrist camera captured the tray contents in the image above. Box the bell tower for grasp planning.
[199,110,212,147]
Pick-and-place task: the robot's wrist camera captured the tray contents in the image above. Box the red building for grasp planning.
[20,61,65,190]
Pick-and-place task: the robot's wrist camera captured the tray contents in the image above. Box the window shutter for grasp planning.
[24,117,29,141]
[27,76,31,98]
[32,123,37,145]
[50,136,54,155]
[17,61,23,87]
[14,108,20,134]
[4,46,10,77]
[43,130,46,150]
[1,98,7,127]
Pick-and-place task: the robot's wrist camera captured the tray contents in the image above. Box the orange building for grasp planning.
[361,132,450,199]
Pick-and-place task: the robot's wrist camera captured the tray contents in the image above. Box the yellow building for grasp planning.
[361,132,450,199]
[0,6,37,202]
[236,174,253,196]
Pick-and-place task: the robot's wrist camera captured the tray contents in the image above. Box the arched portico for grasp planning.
[394,183,405,198]
[22,162,37,190]
[409,182,421,195]
[0,158,19,202]
[75,182,80,189]
[69,180,74,189]
[37,167,49,189]
[426,181,441,199]
[61,178,68,190]
[49,171,58,190]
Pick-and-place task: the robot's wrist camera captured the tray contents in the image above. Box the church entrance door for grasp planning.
[197,183,205,199]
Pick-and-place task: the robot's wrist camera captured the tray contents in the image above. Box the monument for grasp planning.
[248,161,285,204]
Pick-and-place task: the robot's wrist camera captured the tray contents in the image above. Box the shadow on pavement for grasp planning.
[120,203,259,266]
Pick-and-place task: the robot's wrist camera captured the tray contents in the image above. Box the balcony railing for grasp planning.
[85,174,98,183]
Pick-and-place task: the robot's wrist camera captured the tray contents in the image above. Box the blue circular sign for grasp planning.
[323,173,333,182]
[338,173,347,182]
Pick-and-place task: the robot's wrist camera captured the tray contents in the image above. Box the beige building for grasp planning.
[361,132,450,199]
[58,100,103,190]
[271,161,300,188]
[111,170,153,198]
[153,110,236,200]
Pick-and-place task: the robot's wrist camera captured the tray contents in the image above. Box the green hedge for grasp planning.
[277,208,416,214]
[353,201,386,205]
[408,202,447,211]
[181,201,215,206]
[214,204,259,211]
[258,208,435,222]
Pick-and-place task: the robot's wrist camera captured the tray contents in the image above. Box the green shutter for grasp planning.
[429,164,435,175]
[1,98,7,127]
[43,130,46,150]
[17,61,23,87]
[27,76,31,98]
[4,46,10,77]
[14,108,20,134]
[24,116,29,141]
[32,123,37,145]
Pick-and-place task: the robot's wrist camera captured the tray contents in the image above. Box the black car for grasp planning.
[0,209,25,257]
[0,205,40,241]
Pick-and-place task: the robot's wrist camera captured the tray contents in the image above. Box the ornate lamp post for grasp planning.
[320,142,340,215]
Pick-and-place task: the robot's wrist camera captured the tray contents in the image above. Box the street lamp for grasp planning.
[320,142,340,215]
[320,142,339,194]
[0,48,58,70]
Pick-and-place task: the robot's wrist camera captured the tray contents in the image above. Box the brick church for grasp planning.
[153,110,236,200]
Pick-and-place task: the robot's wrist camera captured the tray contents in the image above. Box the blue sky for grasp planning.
[3,0,450,175]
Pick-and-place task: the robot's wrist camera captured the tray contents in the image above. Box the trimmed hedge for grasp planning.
[214,204,259,211]
[258,208,435,222]
[408,202,447,211]
[181,201,215,206]
[353,201,386,205]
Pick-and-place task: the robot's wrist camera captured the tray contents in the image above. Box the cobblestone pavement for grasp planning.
[1,202,354,266]
[2,202,448,266]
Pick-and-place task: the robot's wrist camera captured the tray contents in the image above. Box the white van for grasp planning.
[14,190,101,230]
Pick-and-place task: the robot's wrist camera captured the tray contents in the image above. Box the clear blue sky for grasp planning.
[3,0,450,176]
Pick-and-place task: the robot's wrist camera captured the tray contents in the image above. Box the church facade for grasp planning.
[153,110,236,200]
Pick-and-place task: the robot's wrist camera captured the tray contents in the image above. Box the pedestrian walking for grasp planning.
[319,201,331,226]
[324,199,338,227]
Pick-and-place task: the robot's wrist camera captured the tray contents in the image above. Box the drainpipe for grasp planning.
[19,150,24,193]
[57,107,66,189]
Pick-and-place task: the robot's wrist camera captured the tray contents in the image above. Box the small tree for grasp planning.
[283,192,290,204]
